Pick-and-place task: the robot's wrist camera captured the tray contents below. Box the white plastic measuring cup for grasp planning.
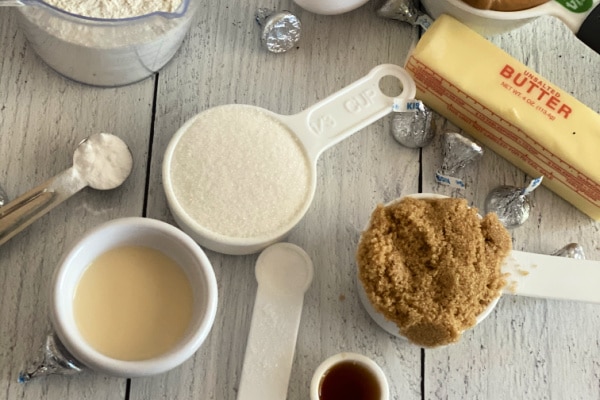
[357,193,600,343]
[163,64,417,255]
[236,243,313,400]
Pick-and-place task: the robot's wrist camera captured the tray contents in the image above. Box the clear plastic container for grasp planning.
[16,0,198,87]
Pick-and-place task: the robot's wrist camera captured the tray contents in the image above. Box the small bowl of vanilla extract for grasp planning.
[310,352,389,400]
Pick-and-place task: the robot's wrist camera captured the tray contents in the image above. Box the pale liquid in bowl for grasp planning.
[73,245,194,361]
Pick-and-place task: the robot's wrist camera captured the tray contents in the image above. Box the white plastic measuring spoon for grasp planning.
[237,243,314,400]
[502,251,600,302]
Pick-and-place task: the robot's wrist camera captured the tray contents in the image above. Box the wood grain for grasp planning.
[0,2,598,400]
[421,16,600,400]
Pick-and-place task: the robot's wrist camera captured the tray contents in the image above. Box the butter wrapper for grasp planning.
[405,15,600,220]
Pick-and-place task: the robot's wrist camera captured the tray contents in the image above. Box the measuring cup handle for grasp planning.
[282,64,417,161]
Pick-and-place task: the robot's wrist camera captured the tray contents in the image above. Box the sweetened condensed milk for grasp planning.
[73,245,193,361]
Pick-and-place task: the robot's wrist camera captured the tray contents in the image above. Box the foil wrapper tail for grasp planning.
[18,333,84,383]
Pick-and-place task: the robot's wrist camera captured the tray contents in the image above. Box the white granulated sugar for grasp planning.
[43,0,182,19]
[170,105,312,239]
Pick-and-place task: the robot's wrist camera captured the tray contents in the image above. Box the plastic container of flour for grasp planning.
[163,64,417,255]
[15,0,198,87]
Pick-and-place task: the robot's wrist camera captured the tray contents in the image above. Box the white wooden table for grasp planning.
[1,1,599,399]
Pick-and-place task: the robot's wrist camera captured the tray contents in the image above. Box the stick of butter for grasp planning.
[405,14,600,220]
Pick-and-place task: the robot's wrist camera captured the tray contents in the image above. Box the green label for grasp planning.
[554,0,593,13]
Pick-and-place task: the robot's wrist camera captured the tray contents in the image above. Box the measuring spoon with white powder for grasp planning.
[0,133,133,246]
[163,64,417,255]
[237,242,314,400]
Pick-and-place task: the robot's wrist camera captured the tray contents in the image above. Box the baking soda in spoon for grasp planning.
[237,243,313,400]
[0,133,132,245]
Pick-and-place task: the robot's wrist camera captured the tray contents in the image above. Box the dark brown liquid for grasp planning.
[319,360,381,400]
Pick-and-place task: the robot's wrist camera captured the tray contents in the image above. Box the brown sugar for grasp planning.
[357,197,511,347]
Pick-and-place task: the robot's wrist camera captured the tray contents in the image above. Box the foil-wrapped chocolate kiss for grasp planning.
[390,100,435,148]
[256,9,301,54]
[376,0,433,30]
[552,243,586,259]
[485,177,543,229]
[19,333,84,383]
[435,132,483,189]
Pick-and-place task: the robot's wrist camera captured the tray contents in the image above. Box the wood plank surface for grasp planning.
[0,1,599,400]
[421,15,600,400]
[0,8,155,400]
[139,1,421,399]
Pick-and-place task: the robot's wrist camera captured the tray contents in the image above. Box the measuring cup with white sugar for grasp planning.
[163,64,417,255]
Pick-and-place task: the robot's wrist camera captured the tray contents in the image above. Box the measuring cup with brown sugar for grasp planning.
[356,193,600,348]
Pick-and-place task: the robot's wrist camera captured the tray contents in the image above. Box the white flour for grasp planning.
[16,0,196,86]
[42,0,182,19]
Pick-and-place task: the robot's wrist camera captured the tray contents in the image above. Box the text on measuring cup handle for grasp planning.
[309,89,377,135]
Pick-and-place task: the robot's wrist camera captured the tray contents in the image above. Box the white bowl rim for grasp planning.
[357,193,503,343]
[438,0,555,20]
[51,217,219,377]
[162,104,317,251]
[309,352,390,400]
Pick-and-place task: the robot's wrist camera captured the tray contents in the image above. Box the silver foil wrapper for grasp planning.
[485,185,530,228]
[484,177,542,229]
[376,0,433,30]
[552,243,586,259]
[0,184,6,207]
[485,186,530,228]
[391,102,435,148]
[19,333,84,383]
[435,132,483,189]
[256,9,301,54]
[440,132,483,175]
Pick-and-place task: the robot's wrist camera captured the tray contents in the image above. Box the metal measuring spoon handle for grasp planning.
[0,133,132,246]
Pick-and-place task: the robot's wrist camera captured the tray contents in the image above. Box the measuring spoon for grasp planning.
[357,193,600,342]
[0,133,133,246]
[163,64,417,255]
[237,243,314,400]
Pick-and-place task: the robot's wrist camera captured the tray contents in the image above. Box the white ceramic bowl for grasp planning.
[51,217,218,378]
[310,352,389,400]
[421,0,554,36]
[293,0,369,15]
[356,193,501,344]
